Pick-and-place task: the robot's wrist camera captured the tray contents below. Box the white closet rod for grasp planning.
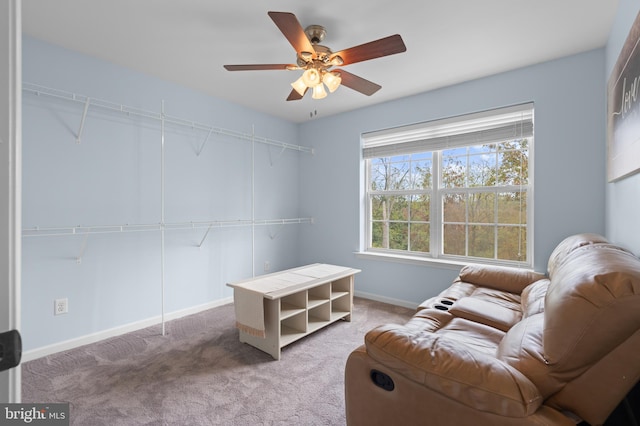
[22,82,314,154]
[22,218,314,238]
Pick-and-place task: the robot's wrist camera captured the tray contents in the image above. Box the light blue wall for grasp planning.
[23,26,613,350]
[298,49,607,305]
[21,37,304,351]
[605,0,640,255]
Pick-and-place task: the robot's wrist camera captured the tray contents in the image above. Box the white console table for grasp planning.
[227,263,360,360]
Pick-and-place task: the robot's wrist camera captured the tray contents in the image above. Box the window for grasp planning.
[363,104,533,267]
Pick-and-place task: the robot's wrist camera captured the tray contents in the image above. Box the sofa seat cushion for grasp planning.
[364,311,543,417]
[420,311,506,355]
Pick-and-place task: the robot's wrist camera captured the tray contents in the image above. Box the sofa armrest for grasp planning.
[364,323,543,417]
[449,297,522,331]
[459,264,546,294]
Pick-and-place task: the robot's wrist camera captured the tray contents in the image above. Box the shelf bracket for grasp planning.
[268,145,287,167]
[76,97,91,144]
[197,224,214,248]
[76,232,90,264]
[196,128,213,157]
[268,222,284,240]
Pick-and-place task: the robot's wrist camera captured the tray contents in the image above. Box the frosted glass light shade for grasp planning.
[312,83,327,99]
[302,68,321,87]
[291,76,307,96]
[323,72,341,93]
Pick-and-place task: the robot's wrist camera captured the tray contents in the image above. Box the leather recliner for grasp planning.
[345,234,640,425]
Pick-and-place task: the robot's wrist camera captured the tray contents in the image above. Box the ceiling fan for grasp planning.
[223,11,407,101]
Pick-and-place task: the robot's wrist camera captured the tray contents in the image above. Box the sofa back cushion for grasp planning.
[496,313,561,397]
[459,264,546,294]
[544,242,640,371]
[546,233,609,276]
[520,279,549,317]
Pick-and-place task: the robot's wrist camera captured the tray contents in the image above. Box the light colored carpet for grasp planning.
[22,297,414,425]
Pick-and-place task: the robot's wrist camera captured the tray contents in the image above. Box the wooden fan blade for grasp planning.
[336,70,381,96]
[287,88,307,101]
[224,64,295,71]
[331,34,406,66]
[268,11,315,56]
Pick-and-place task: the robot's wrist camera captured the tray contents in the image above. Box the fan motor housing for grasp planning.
[304,25,327,44]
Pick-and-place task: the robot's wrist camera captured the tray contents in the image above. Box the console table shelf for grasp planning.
[227,263,360,359]
[280,303,305,320]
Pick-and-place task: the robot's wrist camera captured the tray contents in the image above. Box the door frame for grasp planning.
[0,0,22,403]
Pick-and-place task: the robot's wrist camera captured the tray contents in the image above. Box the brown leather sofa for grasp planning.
[345,234,640,425]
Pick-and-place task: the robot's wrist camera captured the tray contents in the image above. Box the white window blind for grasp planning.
[362,103,534,158]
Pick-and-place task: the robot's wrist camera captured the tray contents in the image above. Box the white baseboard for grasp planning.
[23,293,413,362]
[22,297,233,362]
[354,290,418,310]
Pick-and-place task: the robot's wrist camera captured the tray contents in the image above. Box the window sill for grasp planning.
[354,251,465,270]
[354,251,533,271]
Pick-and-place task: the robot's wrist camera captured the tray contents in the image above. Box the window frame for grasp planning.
[362,104,534,268]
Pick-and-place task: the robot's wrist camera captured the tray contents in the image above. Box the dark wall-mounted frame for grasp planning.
[607,10,640,182]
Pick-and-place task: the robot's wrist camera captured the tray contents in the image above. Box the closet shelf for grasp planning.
[22,217,314,238]
[24,81,315,335]
[22,82,314,155]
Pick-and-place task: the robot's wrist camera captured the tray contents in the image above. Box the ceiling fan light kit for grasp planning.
[223,11,407,101]
[291,68,341,97]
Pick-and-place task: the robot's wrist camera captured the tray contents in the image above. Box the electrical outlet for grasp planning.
[54,298,68,315]
[264,261,270,272]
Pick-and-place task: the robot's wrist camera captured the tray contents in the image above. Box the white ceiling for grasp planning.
[22,0,618,123]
